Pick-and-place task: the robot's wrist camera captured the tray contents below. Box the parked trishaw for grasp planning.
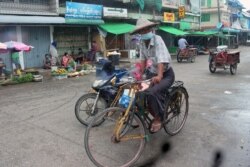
[177,45,198,63]
[209,45,240,75]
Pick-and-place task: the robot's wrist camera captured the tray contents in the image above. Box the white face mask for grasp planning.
[140,32,154,40]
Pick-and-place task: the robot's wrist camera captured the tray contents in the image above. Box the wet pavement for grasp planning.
[0,46,250,167]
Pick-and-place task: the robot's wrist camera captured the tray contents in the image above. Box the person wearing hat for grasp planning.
[131,18,175,133]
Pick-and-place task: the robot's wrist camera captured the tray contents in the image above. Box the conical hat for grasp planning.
[131,18,159,34]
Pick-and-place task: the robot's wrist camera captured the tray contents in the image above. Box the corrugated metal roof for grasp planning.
[0,15,65,24]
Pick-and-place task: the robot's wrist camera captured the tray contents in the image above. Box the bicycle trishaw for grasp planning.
[84,78,189,167]
[177,45,198,63]
[209,45,240,75]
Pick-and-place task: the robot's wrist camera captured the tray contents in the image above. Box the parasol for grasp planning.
[4,41,33,52]
[0,42,7,50]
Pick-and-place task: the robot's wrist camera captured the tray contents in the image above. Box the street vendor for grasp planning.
[11,52,21,75]
[86,41,98,63]
[61,52,76,71]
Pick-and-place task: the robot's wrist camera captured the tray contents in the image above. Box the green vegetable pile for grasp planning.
[12,73,33,83]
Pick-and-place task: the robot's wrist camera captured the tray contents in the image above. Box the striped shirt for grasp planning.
[140,34,172,74]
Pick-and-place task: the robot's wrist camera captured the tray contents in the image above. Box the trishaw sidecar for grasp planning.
[209,45,240,75]
[177,45,198,63]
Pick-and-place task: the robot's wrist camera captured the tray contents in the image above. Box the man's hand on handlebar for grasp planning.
[152,75,163,84]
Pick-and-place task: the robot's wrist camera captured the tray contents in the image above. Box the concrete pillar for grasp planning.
[16,26,24,70]
[50,25,54,43]
[88,27,91,50]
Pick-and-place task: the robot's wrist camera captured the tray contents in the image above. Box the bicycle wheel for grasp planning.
[85,107,147,167]
[75,93,107,126]
[163,87,189,136]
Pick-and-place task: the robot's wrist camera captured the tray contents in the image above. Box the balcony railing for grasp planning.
[0,0,58,16]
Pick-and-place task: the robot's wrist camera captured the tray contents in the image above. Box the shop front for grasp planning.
[22,26,51,68]
[61,1,104,62]
[158,26,189,55]
[53,26,89,57]
[99,6,138,61]
[0,15,65,70]
[0,26,17,71]
[97,22,135,61]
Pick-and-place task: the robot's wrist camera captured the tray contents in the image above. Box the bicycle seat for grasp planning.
[167,81,184,93]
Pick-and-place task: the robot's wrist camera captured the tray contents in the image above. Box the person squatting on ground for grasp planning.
[131,18,175,133]
[43,54,51,69]
[61,52,76,71]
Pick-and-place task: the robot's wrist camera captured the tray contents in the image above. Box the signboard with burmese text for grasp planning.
[103,7,127,18]
[163,12,175,22]
[65,1,102,20]
[178,6,185,19]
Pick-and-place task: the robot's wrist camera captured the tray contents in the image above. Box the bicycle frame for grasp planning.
[84,80,189,167]
[112,80,187,142]
[112,81,149,142]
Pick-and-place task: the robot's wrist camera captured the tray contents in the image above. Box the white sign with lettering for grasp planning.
[103,7,128,18]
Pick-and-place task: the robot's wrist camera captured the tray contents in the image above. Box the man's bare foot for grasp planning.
[150,119,162,133]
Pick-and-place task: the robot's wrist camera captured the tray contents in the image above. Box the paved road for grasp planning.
[0,46,250,167]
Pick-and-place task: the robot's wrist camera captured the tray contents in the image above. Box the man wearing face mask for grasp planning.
[131,18,175,133]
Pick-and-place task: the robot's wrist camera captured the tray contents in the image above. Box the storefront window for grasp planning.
[180,0,185,5]
[201,0,206,7]
[207,0,211,7]
[201,13,210,22]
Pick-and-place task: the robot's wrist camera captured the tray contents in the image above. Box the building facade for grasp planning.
[200,0,247,31]
[0,0,61,70]
[0,0,201,70]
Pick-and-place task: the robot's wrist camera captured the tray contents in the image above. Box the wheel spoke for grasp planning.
[163,88,188,135]
[85,107,146,167]
[75,94,107,126]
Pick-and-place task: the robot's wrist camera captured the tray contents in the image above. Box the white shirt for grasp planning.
[49,45,58,58]
[178,38,188,49]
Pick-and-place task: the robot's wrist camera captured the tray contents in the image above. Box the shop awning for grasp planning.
[159,26,189,36]
[0,15,65,24]
[188,31,218,36]
[65,18,104,25]
[222,27,241,33]
[214,33,230,39]
[99,23,135,35]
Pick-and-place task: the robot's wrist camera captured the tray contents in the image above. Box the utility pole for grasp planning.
[199,0,201,30]
[217,0,221,22]
[217,0,221,46]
